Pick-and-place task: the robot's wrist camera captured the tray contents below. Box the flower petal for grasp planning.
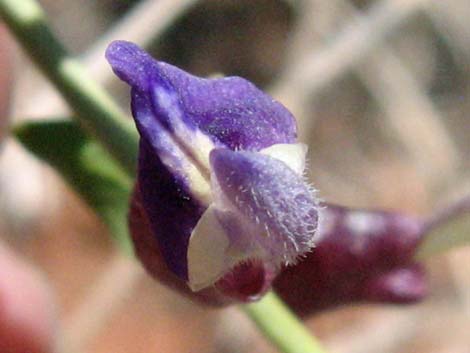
[129,186,232,306]
[107,40,297,152]
[209,148,319,265]
[260,143,308,174]
[137,140,205,279]
[187,205,232,291]
[132,89,211,203]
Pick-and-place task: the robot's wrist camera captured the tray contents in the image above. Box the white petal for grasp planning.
[187,205,237,291]
[260,143,308,174]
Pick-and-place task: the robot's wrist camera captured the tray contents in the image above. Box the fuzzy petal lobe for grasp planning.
[187,146,318,291]
[210,148,319,264]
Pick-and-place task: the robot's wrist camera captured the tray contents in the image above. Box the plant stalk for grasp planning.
[244,292,327,353]
[0,0,138,176]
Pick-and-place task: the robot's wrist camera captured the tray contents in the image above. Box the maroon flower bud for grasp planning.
[274,204,427,315]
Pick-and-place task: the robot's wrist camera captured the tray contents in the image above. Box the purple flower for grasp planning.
[107,40,318,298]
[106,41,428,310]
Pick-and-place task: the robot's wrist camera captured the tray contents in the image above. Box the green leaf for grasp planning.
[14,119,134,255]
[415,196,470,260]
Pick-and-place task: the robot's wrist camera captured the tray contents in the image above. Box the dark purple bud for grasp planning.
[274,204,428,315]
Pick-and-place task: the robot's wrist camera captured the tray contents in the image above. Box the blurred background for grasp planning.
[0,0,469,352]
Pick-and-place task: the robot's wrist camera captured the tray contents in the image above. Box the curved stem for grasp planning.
[244,292,327,353]
[0,0,138,176]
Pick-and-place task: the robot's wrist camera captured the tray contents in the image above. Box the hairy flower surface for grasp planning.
[107,40,319,299]
[107,40,428,309]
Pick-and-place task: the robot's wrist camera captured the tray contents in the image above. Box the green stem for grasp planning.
[244,292,327,353]
[0,0,138,176]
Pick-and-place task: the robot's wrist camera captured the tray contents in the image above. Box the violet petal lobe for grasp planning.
[137,140,205,279]
[106,40,297,151]
[210,148,318,264]
[274,204,427,315]
[132,86,208,280]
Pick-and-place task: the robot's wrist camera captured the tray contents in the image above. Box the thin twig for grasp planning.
[425,0,470,70]
[276,0,340,127]
[270,0,429,123]
[273,0,459,186]
[356,47,459,183]
[281,0,325,71]
[0,0,138,175]
[329,0,461,184]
